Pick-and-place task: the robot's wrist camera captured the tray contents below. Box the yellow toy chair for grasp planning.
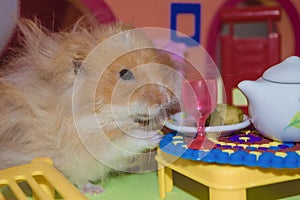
[0,158,87,200]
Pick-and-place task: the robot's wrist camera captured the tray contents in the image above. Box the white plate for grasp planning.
[164,112,250,135]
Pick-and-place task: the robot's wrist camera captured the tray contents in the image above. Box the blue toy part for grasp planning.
[170,3,201,46]
[159,131,300,169]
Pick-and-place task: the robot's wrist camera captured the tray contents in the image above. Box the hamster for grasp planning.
[0,19,181,194]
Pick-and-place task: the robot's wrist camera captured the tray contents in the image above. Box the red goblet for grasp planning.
[182,79,217,149]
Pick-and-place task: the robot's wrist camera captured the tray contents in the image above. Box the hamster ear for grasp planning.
[72,59,82,75]
[17,18,45,42]
[17,18,54,50]
[17,18,60,63]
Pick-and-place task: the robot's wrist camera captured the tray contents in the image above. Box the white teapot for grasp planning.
[238,56,300,142]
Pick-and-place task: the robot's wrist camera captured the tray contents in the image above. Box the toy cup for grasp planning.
[182,79,217,149]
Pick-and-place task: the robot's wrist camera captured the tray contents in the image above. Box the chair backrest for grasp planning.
[0,158,87,200]
[220,6,281,114]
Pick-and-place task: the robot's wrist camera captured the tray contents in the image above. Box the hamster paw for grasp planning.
[81,182,104,195]
[135,130,163,148]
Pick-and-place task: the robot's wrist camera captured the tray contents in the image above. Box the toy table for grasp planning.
[156,130,300,199]
[156,149,300,200]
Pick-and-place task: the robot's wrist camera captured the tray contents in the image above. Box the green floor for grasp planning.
[86,171,300,200]
[86,172,199,200]
[2,169,300,199]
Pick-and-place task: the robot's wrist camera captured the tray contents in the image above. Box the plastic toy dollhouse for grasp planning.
[56,0,300,108]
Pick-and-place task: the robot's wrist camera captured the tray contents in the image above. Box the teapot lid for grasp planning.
[263,56,300,84]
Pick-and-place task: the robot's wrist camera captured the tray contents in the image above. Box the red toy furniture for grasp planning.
[220,6,281,113]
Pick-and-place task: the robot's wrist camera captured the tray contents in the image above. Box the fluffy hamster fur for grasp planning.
[0,19,180,190]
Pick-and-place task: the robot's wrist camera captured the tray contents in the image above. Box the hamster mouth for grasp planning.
[133,112,164,127]
[133,113,166,130]
[131,105,171,128]
[134,116,152,126]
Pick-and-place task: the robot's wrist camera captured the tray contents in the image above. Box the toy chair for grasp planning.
[220,6,281,114]
[0,157,87,200]
[156,148,300,200]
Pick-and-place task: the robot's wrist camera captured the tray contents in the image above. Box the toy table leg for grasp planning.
[157,163,174,199]
[157,163,166,199]
[165,167,173,193]
[0,193,5,200]
[209,187,246,200]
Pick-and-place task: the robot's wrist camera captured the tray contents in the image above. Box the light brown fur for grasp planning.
[0,19,180,190]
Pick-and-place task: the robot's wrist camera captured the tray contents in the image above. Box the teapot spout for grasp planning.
[238,80,259,99]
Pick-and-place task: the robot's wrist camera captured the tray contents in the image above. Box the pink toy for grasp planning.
[182,79,217,149]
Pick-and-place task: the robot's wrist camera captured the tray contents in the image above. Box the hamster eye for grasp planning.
[119,69,134,80]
